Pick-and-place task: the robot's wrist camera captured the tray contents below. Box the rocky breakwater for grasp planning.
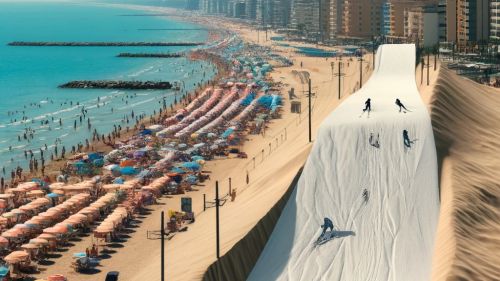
[59,80,176,90]
[117,52,183,58]
[8,41,204,47]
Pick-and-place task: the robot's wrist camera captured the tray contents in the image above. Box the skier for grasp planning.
[395,98,409,112]
[362,189,369,203]
[363,98,371,113]
[369,133,380,148]
[321,217,334,236]
[403,129,412,148]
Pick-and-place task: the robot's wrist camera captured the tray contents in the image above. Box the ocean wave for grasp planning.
[117,97,155,110]
[128,65,155,78]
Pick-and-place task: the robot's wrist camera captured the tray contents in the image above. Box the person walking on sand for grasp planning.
[363,98,371,113]
[395,99,409,113]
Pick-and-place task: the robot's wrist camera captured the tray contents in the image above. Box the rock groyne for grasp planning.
[8,41,204,47]
[117,53,183,58]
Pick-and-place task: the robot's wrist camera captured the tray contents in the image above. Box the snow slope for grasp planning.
[248,44,439,281]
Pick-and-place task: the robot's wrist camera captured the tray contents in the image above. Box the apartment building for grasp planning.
[491,0,500,40]
[342,0,384,38]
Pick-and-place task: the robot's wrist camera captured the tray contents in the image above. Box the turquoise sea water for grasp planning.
[0,2,215,175]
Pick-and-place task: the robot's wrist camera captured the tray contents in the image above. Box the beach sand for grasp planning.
[33,8,374,280]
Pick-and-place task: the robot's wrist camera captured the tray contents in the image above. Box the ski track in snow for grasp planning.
[248,44,439,281]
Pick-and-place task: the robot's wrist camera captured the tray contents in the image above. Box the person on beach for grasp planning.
[321,217,334,236]
[395,99,409,112]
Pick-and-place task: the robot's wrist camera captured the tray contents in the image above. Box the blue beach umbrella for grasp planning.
[73,252,86,258]
[113,177,125,184]
[181,162,201,171]
[170,167,186,174]
[0,266,8,277]
[47,193,59,198]
[93,159,104,167]
[120,167,137,175]
[186,175,198,184]
[191,156,204,161]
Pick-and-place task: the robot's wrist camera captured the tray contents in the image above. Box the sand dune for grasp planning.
[430,68,500,281]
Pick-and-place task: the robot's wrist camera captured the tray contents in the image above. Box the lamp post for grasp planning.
[333,61,345,99]
[215,181,220,259]
[160,211,165,281]
[308,79,312,143]
[359,54,364,88]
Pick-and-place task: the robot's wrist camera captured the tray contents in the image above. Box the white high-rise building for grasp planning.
[491,0,500,40]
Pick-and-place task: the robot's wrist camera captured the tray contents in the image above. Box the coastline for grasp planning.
[4,3,227,189]
[0,2,216,183]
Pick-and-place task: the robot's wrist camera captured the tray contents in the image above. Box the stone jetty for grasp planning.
[117,53,183,58]
[59,80,175,90]
[8,41,204,47]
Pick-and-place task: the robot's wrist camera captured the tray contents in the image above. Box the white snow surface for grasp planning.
[248,44,440,281]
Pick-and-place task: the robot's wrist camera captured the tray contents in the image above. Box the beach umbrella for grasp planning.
[186,175,198,184]
[181,162,201,171]
[193,143,206,149]
[29,238,49,246]
[21,243,39,250]
[120,167,137,175]
[43,227,64,235]
[11,209,25,215]
[120,159,136,167]
[4,251,29,264]
[191,155,204,161]
[113,178,125,184]
[0,237,9,247]
[140,129,153,136]
[170,167,186,174]
[1,212,14,219]
[104,164,120,171]
[137,169,151,179]
[0,266,7,278]
[27,190,45,197]
[133,150,147,158]
[2,229,22,238]
[13,224,31,233]
[73,252,87,258]
[38,233,56,240]
[70,214,89,221]
[64,217,83,225]
[47,193,59,198]
[93,158,104,167]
